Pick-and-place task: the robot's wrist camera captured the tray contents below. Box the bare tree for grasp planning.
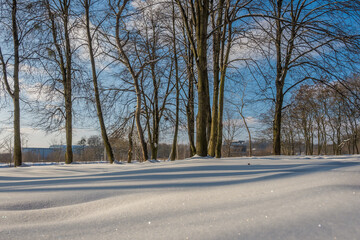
[169,0,181,161]
[134,1,174,160]
[0,0,22,166]
[222,107,242,157]
[107,0,149,161]
[247,0,360,155]
[180,15,196,156]
[230,86,253,157]
[40,0,75,164]
[79,0,115,163]
[0,0,41,166]
[209,0,252,157]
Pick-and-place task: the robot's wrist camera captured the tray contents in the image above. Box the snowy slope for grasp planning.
[0,155,359,240]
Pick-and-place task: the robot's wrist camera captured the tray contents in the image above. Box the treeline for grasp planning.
[1,0,360,166]
[281,79,360,155]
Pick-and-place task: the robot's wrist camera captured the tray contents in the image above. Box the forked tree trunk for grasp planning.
[46,0,74,164]
[272,0,296,155]
[114,1,148,161]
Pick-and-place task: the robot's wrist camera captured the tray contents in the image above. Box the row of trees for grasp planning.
[1,0,360,166]
[280,79,360,155]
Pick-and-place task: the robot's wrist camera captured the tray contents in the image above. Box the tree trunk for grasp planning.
[215,13,232,158]
[64,2,73,164]
[273,84,284,155]
[176,0,209,157]
[12,0,22,167]
[135,90,148,161]
[150,60,159,160]
[64,96,73,164]
[186,48,196,156]
[194,0,210,157]
[272,0,295,155]
[84,0,115,163]
[170,2,180,161]
[13,91,22,166]
[215,69,225,158]
[127,117,135,163]
[317,120,322,155]
[208,0,224,157]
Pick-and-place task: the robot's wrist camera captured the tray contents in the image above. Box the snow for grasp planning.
[1,155,359,240]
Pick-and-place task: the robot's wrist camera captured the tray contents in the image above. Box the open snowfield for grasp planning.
[0,155,360,240]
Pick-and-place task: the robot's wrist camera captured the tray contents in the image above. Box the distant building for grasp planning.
[49,145,85,154]
[22,148,58,159]
[229,141,247,153]
[22,145,86,161]
[223,140,247,156]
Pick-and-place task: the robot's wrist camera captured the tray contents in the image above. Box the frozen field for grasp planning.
[0,155,359,240]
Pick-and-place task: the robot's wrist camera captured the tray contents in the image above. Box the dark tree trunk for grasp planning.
[64,1,73,164]
[186,48,196,156]
[12,0,22,166]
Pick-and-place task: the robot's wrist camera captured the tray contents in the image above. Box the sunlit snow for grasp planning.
[0,155,359,239]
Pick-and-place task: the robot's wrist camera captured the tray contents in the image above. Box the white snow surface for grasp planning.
[1,155,360,240]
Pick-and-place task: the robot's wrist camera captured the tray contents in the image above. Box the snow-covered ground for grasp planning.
[1,155,359,240]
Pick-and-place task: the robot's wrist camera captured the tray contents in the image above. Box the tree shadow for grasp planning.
[0,160,358,193]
